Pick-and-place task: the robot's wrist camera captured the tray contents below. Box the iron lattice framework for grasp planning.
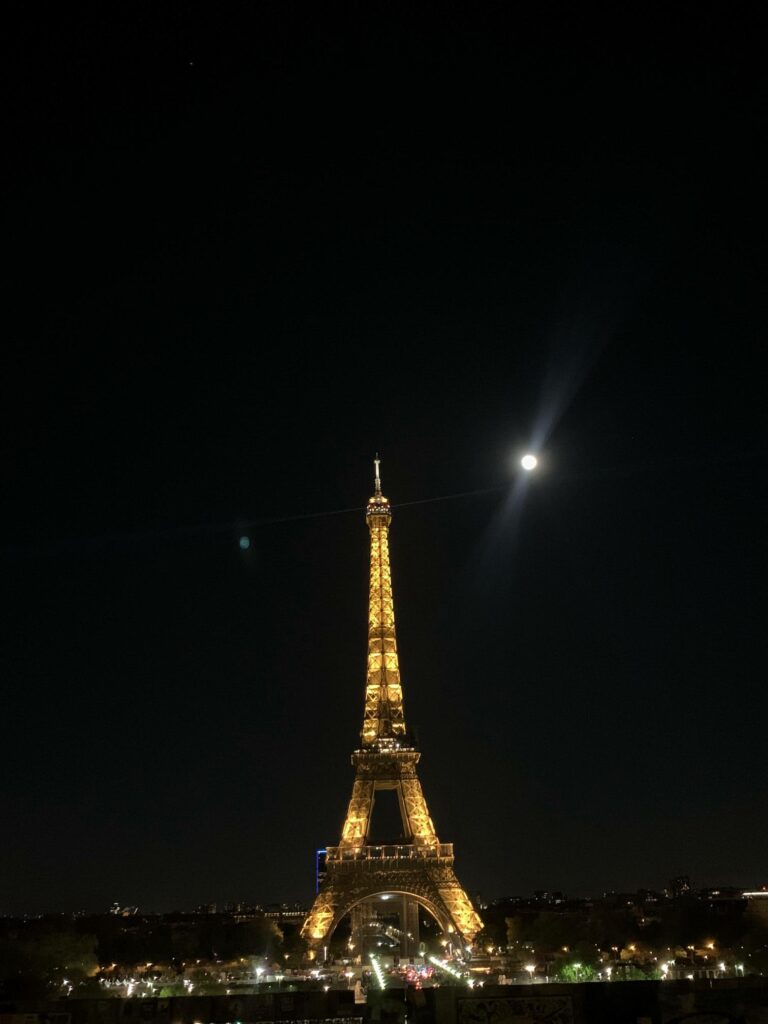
[301,461,483,949]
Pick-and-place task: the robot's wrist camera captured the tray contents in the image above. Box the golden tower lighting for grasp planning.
[301,459,483,953]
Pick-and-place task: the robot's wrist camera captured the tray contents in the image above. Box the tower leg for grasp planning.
[399,895,409,960]
[350,901,372,960]
[396,895,421,961]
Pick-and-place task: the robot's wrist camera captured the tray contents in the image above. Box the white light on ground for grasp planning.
[428,955,467,982]
[521,454,538,471]
[369,954,387,990]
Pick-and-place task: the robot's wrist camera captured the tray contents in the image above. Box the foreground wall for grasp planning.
[4,978,768,1024]
[427,978,768,1022]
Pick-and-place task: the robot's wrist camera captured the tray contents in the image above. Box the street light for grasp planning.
[524,964,536,982]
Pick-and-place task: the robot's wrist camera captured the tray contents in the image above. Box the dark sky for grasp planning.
[2,4,766,915]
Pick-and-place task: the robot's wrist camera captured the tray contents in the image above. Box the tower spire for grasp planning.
[363,458,406,747]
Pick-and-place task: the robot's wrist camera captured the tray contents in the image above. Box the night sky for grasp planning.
[3,4,766,916]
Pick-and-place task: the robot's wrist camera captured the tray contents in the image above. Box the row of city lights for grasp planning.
[368,954,387,990]
[428,955,466,982]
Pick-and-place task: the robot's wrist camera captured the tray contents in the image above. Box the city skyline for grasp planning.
[5,882,768,921]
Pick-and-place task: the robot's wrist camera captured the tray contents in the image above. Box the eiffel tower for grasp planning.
[301,460,482,959]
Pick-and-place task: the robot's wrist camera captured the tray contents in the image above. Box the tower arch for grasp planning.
[327,889,452,941]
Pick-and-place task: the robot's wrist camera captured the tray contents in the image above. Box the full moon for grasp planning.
[521,454,538,471]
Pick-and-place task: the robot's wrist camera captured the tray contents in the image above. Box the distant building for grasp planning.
[109,902,139,916]
[263,903,308,923]
[744,888,768,925]
[697,887,745,916]
[668,876,692,899]
[223,902,258,915]
[533,891,566,905]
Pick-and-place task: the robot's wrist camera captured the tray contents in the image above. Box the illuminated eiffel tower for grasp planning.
[301,460,482,959]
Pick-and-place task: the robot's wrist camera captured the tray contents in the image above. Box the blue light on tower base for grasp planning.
[315,848,327,893]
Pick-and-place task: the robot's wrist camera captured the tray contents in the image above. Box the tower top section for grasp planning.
[362,457,406,747]
[366,454,391,521]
